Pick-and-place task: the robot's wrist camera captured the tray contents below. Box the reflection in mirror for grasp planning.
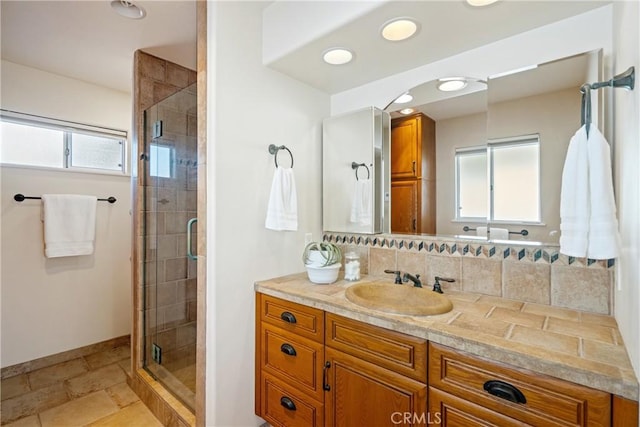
[487,50,600,244]
[382,49,600,245]
[385,79,488,239]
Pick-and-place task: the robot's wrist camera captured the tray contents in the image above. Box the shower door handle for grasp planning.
[187,218,198,261]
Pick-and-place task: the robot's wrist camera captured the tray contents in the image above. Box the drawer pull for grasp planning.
[280,343,297,356]
[323,361,331,391]
[483,380,527,404]
[280,396,296,411]
[280,311,297,324]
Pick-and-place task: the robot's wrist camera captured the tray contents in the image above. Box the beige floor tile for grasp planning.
[83,346,131,370]
[65,364,126,399]
[3,414,41,427]
[105,382,140,408]
[521,302,581,321]
[1,383,69,424]
[86,401,163,426]
[28,359,88,391]
[583,339,633,367]
[39,391,118,427]
[1,374,30,401]
[117,358,132,377]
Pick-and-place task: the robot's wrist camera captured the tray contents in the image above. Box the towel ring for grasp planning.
[351,162,370,180]
[268,144,294,168]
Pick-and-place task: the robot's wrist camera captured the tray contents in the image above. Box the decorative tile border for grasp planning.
[324,233,615,269]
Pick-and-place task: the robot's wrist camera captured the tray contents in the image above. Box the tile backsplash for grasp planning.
[326,233,614,315]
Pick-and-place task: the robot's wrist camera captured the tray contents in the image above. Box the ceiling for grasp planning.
[1,1,608,98]
[1,0,197,94]
[266,0,609,94]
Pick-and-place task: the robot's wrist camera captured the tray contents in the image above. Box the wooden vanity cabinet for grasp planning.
[391,113,436,234]
[256,294,325,427]
[324,313,428,426]
[429,342,612,426]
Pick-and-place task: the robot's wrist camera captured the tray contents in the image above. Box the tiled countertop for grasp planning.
[255,273,638,401]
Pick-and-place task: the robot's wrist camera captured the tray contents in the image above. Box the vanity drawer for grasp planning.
[260,294,324,342]
[262,372,324,427]
[261,323,325,402]
[429,342,611,427]
[325,312,427,382]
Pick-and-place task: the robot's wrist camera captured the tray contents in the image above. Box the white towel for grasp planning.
[476,226,488,238]
[42,194,97,258]
[560,124,619,259]
[489,227,509,240]
[265,167,298,231]
[350,179,371,226]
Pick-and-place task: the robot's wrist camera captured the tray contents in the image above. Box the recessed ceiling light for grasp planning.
[394,93,413,104]
[323,48,354,65]
[110,0,146,20]
[381,18,419,42]
[437,78,468,92]
[467,0,499,6]
[400,108,415,115]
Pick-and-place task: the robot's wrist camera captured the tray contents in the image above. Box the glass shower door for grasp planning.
[143,83,197,410]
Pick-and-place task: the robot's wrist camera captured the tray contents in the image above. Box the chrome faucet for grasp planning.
[402,273,422,288]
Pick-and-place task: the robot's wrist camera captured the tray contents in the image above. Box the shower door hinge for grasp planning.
[153,120,163,139]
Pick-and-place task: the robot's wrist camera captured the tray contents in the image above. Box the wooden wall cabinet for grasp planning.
[391,113,436,234]
[256,294,637,427]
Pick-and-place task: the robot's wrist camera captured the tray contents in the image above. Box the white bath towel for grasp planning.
[265,167,298,231]
[476,226,488,238]
[42,194,97,258]
[560,124,619,259]
[586,125,620,259]
[489,227,509,240]
[350,179,371,226]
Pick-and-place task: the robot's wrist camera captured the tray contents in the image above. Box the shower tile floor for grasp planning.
[1,344,162,426]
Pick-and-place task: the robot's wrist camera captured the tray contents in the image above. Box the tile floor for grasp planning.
[1,345,162,426]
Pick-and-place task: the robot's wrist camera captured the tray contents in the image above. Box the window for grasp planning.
[0,110,127,174]
[149,144,174,178]
[455,135,540,223]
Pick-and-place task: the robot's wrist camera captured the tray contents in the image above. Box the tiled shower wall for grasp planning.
[326,233,614,315]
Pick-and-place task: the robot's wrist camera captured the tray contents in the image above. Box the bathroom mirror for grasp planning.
[377,49,600,244]
[322,107,390,234]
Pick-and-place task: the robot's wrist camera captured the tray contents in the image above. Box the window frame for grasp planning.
[454,134,542,225]
[0,109,128,176]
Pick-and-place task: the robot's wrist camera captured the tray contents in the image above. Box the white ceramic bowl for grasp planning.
[305,263,341,284]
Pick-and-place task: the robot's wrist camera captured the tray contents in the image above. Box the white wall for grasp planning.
[207,2,329,426]
[613,0,640,380]
[0,61,132,367]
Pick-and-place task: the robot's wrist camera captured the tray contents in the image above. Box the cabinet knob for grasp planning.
[280,396,297,411]
[280,311,297,324]
[483,380,527,404]
[280,343,297,356]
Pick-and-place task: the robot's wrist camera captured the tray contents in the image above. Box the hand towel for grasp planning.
[265,167,298,231]
[42,194,97,258]
[350,179,371,226]
[476,226,488,238]
[560,125,590,257]
[560,124,620,259]
[489,227,509,240]
[585,124,620,259]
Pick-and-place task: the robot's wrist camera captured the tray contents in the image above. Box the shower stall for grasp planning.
[142,82,198,411]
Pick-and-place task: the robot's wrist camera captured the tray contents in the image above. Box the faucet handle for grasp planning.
[384,270,402,284]
[433,276,455,293]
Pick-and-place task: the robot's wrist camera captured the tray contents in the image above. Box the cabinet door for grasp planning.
[325,347,427,427]
[391,180,418,233]
[391,117,420,179]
